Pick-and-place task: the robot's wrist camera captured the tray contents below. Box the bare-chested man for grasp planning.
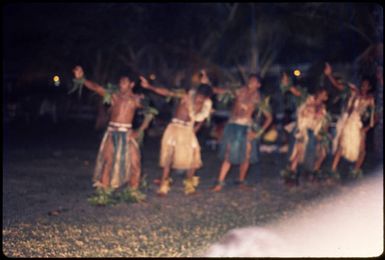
[140,75,213,196]
[281,89,330,186]
[73,66,150,194]
[212,74,272,192]
[324,63,376,178]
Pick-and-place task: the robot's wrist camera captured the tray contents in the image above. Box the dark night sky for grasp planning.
[3,3,382,86]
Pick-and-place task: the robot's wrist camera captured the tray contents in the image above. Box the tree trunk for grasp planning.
[250,4,259,74]
[92,48,110,130]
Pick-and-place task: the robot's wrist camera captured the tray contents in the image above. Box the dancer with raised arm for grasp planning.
[72,66,153,203]
[324,63,376,179]
[140,74,213,196]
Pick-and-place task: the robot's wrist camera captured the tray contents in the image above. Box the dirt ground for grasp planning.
[2,121,382,257]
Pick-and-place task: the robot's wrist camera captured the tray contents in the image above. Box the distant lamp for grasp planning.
[293,69,301,77]
[53,75,60,86]
[149,74,156,80]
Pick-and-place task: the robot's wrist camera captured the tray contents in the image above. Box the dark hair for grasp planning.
[361,76,376,94]
[118,69,136,82]
[314,88,327,96]
[334,75,343,82]
[196,84,213,98]
[248,73,262,82]
[361,76,373,87]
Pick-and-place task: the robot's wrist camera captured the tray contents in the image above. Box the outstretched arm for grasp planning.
[280,72,302,97]
[194,121,205,133]
[369,97,376,129]
[140,76,182,97]
[200,69,235,95]
[73,66,106,97]
[288,86,303,97]
[130,107,157,140]
[324,62,345,91]
[347,82,359,93]
[193,98,213,123]
[212,86,229,95]
[137,113,153,133]
[248,97,273,140]
[261,109,273,133]
[247,109,273,141]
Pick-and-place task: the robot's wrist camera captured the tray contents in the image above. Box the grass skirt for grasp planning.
[93,127,141,189]
[218,123,259,164]
[160,122,202,170]
[339,112,363,162]
[290,129,329,171]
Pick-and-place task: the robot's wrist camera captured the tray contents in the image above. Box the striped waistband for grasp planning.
[108,122,132,132]
[171,118,193,127]
[229,119,252,127]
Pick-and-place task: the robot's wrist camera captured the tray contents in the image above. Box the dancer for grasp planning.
[72,66,152,201]
[280,72,308,109]
[324,63,376,178]
[212,74,272,192]
[280,89,330,186]
[140,75,213,196]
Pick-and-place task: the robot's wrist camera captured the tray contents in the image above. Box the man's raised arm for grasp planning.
[261,109,273,134]
[280,72,302,97]
[200,69,234,95]
[73,66,106,97]
[324,62,345,91]
[140,76,182,97]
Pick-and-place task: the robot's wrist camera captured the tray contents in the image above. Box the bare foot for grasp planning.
[284,179,299,189]
[157,192,167,198]
[238,183,253,191]
[186,191,200,196]
[324,177,336,186]
[211,185,223,192]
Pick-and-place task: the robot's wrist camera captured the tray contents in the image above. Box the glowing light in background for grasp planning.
[53,75,60,86]
[293,69,301,77]
[149,74,156,80]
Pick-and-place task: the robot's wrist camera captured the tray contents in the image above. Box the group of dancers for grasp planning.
[280,63,376,186]
[71,62,377,199]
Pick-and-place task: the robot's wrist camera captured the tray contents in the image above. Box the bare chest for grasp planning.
[111,94,137,111]
[235,91,259,111]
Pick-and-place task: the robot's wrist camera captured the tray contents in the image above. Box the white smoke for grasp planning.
[204,168,384,257]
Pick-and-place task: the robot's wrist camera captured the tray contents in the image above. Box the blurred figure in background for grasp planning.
[324,63,376,179]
